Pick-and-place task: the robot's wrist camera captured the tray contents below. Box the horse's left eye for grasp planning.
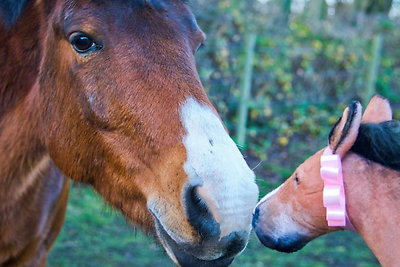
[196,43,205,53]
[294,174,300,185]
[69,32,102,55]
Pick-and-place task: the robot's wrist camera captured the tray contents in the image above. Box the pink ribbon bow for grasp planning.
[320,147,352,228]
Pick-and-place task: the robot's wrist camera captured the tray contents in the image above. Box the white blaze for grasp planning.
[181,98,259,237]
[257,184,283,207]
[269,205,311,238]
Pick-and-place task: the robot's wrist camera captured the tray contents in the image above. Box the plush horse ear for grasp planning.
[362,95,392,123]
[328,101,362,158]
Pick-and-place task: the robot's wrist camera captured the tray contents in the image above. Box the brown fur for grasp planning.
[0,0,240,266]
[344,153,400,267]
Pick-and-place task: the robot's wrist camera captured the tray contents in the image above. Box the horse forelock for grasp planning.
[351,120,400,171]
[0,0,33,28]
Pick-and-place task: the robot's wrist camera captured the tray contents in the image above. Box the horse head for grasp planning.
[36,0,258,265]
[252,95,395,253]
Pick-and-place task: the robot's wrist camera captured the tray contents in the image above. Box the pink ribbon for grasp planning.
[320,147,355,231]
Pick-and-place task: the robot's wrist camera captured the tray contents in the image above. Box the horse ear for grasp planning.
[328,101,362,157]
[362,95,392,123]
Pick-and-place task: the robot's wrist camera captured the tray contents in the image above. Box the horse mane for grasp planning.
[351,120,400,171]
[0,0,32,27]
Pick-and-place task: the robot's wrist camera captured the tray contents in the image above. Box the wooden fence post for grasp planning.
[236,33,256,148]
[364,33,383,104]
[282,0,292,26]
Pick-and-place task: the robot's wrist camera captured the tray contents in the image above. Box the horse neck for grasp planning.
[0,3,48,204]
[343,152,400,267]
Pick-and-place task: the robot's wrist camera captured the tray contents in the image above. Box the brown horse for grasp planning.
[253,95,400,266]
[0,1,259,266]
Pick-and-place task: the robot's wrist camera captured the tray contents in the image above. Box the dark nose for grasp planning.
[252,205,278,249]
[254,231,309,253]
[221,231,248,257]
[184,186,220,239]
[183,186,248,258]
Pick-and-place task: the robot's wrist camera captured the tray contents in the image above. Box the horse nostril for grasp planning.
[222,231,248,258]
[184,186,220,238]
[252,206,260,229]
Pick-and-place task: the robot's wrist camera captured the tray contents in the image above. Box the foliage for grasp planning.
[192,0,400,179]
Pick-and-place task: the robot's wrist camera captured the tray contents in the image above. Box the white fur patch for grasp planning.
[257,184,283,208]
[270,204,311,238]
[181,98,259,238]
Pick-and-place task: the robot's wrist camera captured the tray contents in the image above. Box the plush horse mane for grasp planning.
[351,120,400,171]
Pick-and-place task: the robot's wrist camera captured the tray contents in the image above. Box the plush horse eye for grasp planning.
[196,43,205,53]
[69,33,101,54]
[294,174,299,184]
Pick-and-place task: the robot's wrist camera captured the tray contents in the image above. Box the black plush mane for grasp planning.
[351,120,400,171]
[0,0,32,27]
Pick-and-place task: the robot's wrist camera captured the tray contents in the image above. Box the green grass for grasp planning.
[48,185,379,267]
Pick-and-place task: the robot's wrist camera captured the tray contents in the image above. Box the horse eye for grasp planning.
[196,43,205,53]
[294,174,299,184]
[69,33,101,54]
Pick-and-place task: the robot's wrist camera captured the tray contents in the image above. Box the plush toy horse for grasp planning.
[252,95,400,267]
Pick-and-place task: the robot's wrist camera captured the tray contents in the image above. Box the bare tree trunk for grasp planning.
[236,33,256,148]
[320,0,327,21]
[365,0,393,15]
[364,34,383,104]
[282,0,292,26]
[306,0,327,23]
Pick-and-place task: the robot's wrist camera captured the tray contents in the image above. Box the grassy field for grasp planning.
[48,185,379,267]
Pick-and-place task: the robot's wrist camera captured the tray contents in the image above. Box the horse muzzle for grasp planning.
[148,181,255,267]
[153,213,248,267]
[252,205,310,253]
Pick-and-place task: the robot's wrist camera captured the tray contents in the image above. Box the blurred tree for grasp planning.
[361,0,392,102]
[335,0,353,19]
[364,34,383,104]
[305,0,327,23]
[366,0,393,14]
[320,0,328,20]
[354,0,365,10]
[191,0,400,173]
[282,0,292,26]
[237,33,257,147]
